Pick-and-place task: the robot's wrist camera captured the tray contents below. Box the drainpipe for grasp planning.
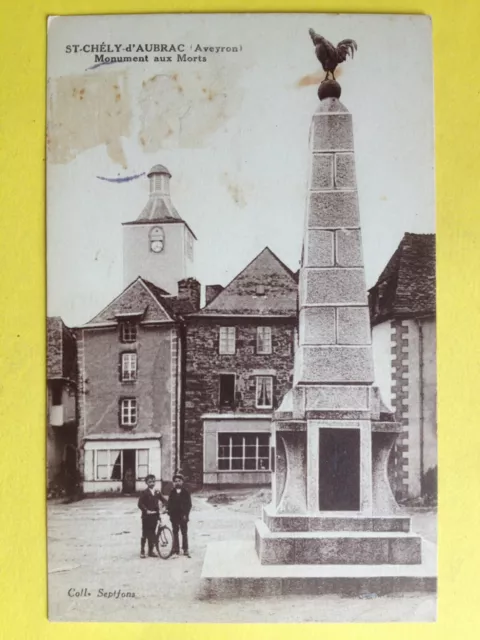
[416,318,425,495]
[178,322,187,469]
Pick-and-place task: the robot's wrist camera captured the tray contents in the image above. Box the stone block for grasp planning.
[308,191,359,228]
[295,345,374,384]
[312,114,353,152]
[258,537,296,565]
[305,385,370,410]
[372,518,410,533]
[302,268,367,306]
[267,516,309,533]
[294,536,390,565]
[299,307,336,345]
[336,307,372,345]
[307,518,372,532]
[305,229,334,267]
[388,536,422,564]
[311,153,334,189]
[291,387,305,417]
[335,152,356,189]
[336,229,363,267]
[262,506,413,534]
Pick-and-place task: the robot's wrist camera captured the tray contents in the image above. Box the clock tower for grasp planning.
[122,165,196,295]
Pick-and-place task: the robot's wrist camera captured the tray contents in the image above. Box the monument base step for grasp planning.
[263,504,411,532]
[200,540,437,599]
[256,520,422,565]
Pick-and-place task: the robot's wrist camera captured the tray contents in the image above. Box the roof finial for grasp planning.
[308,29,357,101]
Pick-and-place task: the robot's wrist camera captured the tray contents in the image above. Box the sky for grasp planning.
[47,13,434,327]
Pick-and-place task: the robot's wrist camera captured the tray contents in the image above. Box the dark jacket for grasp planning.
[138,488,167,517]
[167,487,192,521]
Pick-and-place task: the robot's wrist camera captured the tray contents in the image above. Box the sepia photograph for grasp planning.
[46,12,437,622]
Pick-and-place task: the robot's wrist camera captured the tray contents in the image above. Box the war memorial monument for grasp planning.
[201,30,437,598]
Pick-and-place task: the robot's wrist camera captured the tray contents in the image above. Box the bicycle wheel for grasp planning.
[156,525,173,559]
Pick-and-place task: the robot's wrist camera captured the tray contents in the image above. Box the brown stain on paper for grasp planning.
[297,67,343,87]
[138,65,242,150]
[221,172,248,208]
[47,72,131,167]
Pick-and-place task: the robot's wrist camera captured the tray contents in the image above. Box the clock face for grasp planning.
[150,226,165,253]
[150,239,164,253]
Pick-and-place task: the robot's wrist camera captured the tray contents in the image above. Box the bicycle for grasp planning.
[155,511,173,559]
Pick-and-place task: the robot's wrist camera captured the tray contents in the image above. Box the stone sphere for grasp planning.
[318,79,342,101]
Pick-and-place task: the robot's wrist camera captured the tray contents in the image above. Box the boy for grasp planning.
[137,474,167,558]
[167,473,192,558]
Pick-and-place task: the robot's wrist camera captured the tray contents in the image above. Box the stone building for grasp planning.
[369,232,436,500]
[182,247,298,486]
[76,165,199,493]
[47,316,78,488]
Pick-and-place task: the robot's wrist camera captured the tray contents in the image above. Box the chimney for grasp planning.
[205,284,224,306]
[178,278,201,311]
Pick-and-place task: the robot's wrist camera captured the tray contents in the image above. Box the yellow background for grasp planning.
[0,0,478,637]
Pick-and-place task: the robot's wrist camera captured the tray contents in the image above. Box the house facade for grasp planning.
[76,165,198,493]
[47,316,78,489]
[182,248,298,486]
[369,233,436,500]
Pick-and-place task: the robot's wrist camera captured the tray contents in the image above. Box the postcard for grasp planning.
[47,12,436,622]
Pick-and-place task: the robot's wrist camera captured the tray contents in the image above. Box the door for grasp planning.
[319,428,360,511]
[122,449,136,494]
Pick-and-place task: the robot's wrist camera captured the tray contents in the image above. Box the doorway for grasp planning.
[319,428,360,511]
[122,449,136,494]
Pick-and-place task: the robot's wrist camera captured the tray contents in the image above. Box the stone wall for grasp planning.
[388,317,437,500]
[47,316,77,380]
[183,318,296,484]
[389,320,410,499]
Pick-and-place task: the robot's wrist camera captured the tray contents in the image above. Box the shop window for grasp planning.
[217,433,270,471]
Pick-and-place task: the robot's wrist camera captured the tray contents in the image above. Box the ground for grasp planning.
[48,488,437,622]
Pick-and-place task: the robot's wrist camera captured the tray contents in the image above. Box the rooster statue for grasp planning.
[308,29,357,81]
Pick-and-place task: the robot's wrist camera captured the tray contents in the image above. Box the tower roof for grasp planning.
[147,164,172,178]
[136,163,181,223]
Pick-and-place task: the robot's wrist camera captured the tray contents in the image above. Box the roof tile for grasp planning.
[369,233,435,325]
[194,247,297,317]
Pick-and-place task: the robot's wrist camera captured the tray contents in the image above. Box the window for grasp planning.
[137,449,149,480]
[120,322,137,343]
[95,449,122,480]
[256,376,274,409]
[96,450,109,480]
[219,327,236,354]
[51,381,62,406]
[152,174,163,192]
[120,398,138,426]
[219,374,235,408]
[218,433,270,471]
[257,326,272,354]
[121,353,137,381]
[94,449,149,481]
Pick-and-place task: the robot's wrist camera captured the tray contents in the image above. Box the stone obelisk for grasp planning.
[255,38,424,568]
